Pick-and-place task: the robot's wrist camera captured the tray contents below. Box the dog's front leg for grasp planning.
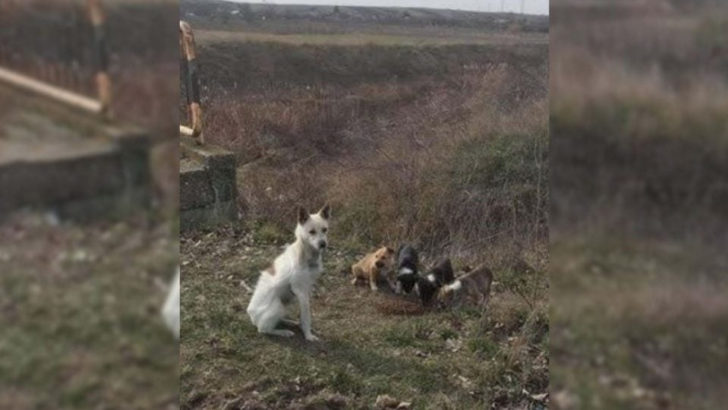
[293,288,319,341]
[369,271,379,291]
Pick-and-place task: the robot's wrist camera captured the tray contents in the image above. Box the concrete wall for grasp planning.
[0,85,151,221]
[180,136,238,231]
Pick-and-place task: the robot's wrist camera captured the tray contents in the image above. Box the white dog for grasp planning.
[162,267,180,339]
[247,204,330,341]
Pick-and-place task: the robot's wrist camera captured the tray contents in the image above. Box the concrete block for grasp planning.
[179,136,239,231]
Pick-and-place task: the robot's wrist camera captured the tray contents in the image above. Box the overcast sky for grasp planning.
[232,1,549,15]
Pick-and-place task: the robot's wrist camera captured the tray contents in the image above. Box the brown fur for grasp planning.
[437,264,493,309]
[350,246,395,291]
[264,265,276,276]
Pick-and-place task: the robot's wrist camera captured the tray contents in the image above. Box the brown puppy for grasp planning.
[437,264,493,309]
[351,247,395,291]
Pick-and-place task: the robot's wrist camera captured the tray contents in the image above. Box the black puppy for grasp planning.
[415,258,455,306]
[414,275,439,306]
[430,258,455,287]
[395,244,419,294]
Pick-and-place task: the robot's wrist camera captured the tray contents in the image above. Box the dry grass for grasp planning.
[196,29,548,47]
[181,226,548,409]
[198,37,548,259]
[550,1,728,408]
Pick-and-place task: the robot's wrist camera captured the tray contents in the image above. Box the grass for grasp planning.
[198,43,547,257]
[181,225,548,409]
[0,212,178,409]
[550,235,728,409]
[550,1,728,408]
[195,29,548,47]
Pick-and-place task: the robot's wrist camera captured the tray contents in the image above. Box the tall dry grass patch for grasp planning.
[214,62,548,262]
[552,44,728,236]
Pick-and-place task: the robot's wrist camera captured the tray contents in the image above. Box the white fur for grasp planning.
[427,273,436,283]
[398,267,414,276]
[162,268,180,339]
[444,279,462,292]
[247,208,329,342]
[395,267,414,294]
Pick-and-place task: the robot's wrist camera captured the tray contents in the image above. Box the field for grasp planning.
[0,1,179,409]
[181,2,548,409]
[550,1,728,408]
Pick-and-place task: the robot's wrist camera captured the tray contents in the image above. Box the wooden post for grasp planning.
[0,2,110,117]
[87,0,111,118]
[180,20,204,145]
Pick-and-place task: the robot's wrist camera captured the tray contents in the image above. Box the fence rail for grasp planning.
[0,0,111,118]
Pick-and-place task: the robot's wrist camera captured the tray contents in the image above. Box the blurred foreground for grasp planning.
[0,1,179,408]
[0,213,178,409]
[551,1,728,408]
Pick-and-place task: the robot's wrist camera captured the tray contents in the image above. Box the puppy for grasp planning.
[162,267,180,339]
[394,244,419,294]
[437,264,493,309]
[414,274,440,306]
[413,258,455,306]
[247,204,331,341]
[351,246,395,291]
[429,258,455,287]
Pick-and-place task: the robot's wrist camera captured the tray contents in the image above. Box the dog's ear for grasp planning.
[318,203,331,220]
[297,206,309,225]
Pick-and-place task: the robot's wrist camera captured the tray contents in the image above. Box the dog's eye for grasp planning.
[309,229,316,235]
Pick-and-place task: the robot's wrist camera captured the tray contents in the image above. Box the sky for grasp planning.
[231,0,549,16]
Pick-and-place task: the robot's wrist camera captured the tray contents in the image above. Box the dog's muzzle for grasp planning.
[318,240,327,249]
